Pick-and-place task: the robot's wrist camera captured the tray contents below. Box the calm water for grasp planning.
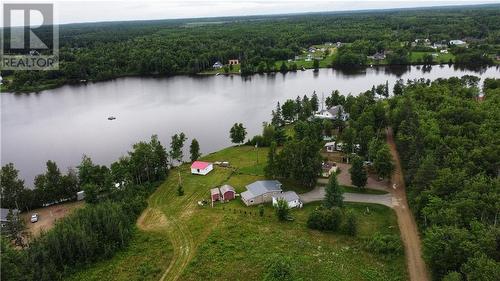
[2,65,499,184]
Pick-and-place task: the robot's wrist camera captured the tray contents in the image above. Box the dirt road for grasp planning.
[386,127,430,281]
[21,201,84,237]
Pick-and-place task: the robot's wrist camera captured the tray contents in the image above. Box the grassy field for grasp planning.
[409,51,455,64]
[66,230,173,281]
[65,145,406,281]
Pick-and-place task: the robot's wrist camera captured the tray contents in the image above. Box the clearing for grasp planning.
[66,145,407,281]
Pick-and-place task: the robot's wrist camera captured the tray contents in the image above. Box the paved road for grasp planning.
[299,185,394,208]
[386,127,430,281]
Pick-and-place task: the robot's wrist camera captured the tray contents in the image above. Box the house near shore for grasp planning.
[191,161,214,175]
[450,39,466,47]
[213,61,223,69]
[272,191,303,209]
[0,208,19,227]
[314,105,349,121]
[368,52,386,60]
[241,180,283,206]
[228,59,239,65]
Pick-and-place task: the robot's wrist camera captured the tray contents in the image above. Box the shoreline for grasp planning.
[2,63,498,94]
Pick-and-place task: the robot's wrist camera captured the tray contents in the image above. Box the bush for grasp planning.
[366,232,403,256]
[263,255,295,281]
[275,198,290,221]
[307,207,343,231]
[343,210,358,236]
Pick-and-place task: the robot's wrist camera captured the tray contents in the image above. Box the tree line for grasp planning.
[2,5,499,92]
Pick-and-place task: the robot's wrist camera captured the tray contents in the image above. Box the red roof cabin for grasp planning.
[220,184,236,201]
[191,161,213,176]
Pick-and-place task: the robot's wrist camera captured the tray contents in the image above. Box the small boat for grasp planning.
[107,116,116,120]
[215,73,220,76]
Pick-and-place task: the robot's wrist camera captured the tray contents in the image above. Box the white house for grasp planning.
[314,105,349,121]
[272,191,303,209]
[191,161,214,175]
[449,40,466,47]
[212,61,223,69]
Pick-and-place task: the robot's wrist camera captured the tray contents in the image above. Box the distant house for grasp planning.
[308,47,316,53]
[433,42,446,49]
[228,59,239,65]
[368,52,386,60]
[450,40,466,47]
[272,191,303,209]
[321,161,337,178]
[210,188,221,202]
[220,184,236,201]
[241,180,283,206]
[324,141,342,153]
[213,61,223,69]
[336,42,342,48]
[324,42,333,46]
[440,49,449,54]
[314,105,349,121]
[77,191,85,201]
[191,161,214,176]
[0,208,19,227]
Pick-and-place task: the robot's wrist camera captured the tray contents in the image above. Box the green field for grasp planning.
[409,51,455,64]
[66,145,406,281]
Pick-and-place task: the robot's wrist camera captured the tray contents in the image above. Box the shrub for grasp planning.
[275,198,290,221]
[366,232,403,256]
[263,255,295,281]
[307,207,343,231]
[343,210,358,236]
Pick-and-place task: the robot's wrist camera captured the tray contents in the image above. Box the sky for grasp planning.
[2,0,499,26]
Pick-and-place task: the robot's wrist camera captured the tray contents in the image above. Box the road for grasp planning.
[386,127,430,281]
[299,185,393,207]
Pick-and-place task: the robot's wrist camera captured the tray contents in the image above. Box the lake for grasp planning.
[2,65,499,184]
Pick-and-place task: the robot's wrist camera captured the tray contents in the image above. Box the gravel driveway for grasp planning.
[299,185,393,208]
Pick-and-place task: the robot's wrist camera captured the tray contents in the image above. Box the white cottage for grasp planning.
[314,105,349,121]
[191,161,214,175]
[272,191,303,209]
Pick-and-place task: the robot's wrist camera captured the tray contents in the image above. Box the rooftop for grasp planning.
[191,161,212,170]
[245,180,282,198]
[273,191,300,202]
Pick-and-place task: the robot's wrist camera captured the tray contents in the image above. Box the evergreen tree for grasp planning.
[271,102,284,127]
[310,92,319,112]
[265,142,278,178]
[4,209,27,247]
[344,210,358,236]
[350,156,367,188]
[189,139,201,162]
[323,173,343,208]
[169,132,187,163]
[279,61,288,73]
[0,163,25,210]
[275,198,290,221]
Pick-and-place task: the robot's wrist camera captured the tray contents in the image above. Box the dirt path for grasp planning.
[386,127,430,281]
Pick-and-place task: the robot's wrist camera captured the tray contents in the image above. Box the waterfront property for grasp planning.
[212,61,223,69]
[241,180,283,206]
[314,105,349,121]
[191,161,214,175]
[272,191,303,209]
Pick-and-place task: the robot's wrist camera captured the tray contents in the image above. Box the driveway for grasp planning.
[299,185,393,208]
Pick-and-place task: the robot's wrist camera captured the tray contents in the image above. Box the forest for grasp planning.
[2,4,500,92]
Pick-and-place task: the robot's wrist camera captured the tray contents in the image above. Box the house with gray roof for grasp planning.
[314,105,349,121]
[241,180,283,206]
[272,191,303,209]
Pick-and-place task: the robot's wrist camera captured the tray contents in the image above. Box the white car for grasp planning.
[30,213,39,223]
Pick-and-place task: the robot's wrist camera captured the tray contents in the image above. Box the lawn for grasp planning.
[409,51,455,64]
[65,145,406,281]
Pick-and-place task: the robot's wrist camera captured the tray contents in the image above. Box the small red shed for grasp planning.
[210,188,220,202]
[220,184,236,201]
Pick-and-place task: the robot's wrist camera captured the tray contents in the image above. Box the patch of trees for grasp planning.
[4,5,500,92]
[389,77,500,280]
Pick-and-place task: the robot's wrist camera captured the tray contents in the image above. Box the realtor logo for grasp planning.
[1,3,59,70]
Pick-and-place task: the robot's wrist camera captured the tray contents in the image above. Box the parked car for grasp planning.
[30,213,39,223]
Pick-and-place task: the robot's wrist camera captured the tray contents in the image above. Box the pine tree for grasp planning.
[323,173,344,208]
[189,139,201,162]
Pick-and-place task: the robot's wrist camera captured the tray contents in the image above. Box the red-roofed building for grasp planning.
[190,161,213,175]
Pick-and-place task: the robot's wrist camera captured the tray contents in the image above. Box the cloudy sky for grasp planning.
[3,0,499,26]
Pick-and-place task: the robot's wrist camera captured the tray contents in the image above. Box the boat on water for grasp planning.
[108,116,116,120]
